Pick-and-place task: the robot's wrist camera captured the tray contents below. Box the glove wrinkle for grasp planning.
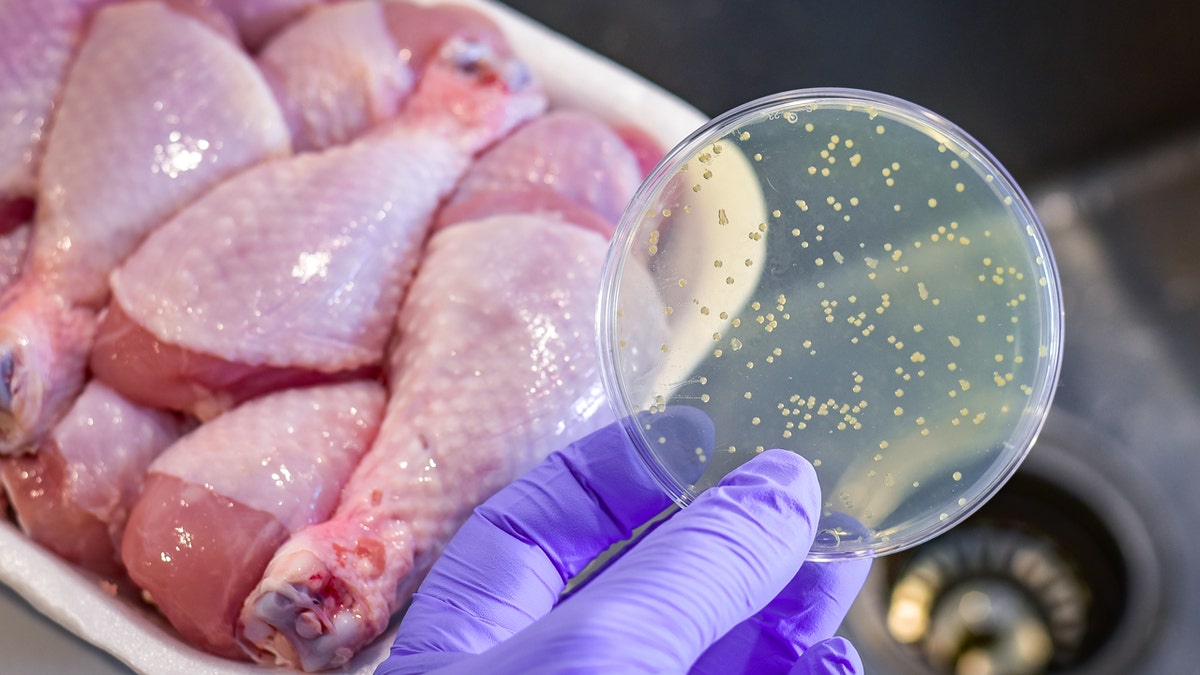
[387,516,562,664]
[429,517,561,619]
[375,650,469,675]
[689,619,796,675]
[404,591,520,649]
[561,449,626,538]
[788,637,862,675]
[767,559,871,651]
[689,557,870,674]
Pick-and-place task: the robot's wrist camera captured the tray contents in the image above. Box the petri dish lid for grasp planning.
[598,88,1064,560]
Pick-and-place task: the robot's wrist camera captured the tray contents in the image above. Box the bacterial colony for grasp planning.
[605,98,1059,558]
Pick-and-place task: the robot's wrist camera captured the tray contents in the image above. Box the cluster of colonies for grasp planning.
[621,105,1051,526]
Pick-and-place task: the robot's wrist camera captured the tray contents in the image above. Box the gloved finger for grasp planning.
[769,558,871,649]
[385,408,713,661]
[477,449,820,673]
[788,637,863,675]
[689,557,871,674]
[787,634,864,667]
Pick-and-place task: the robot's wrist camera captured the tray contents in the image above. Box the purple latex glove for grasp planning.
[376,409,871,674]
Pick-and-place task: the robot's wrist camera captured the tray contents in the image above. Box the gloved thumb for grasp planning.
[789,637,862,674]
[508,449,821,672]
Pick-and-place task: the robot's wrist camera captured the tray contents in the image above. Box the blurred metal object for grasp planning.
[844,129,1200,673]
[887,527,1084,674]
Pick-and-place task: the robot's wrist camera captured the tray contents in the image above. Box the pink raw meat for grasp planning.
[173,0,325,50]
[0,0,112,218]
[613,122,669,178]
[0,1,290,453]
[434,109,646,235]
[0,223,30,293]
[0,380,183,576]
[258,0,509,152]
[121,380,385,661]
[257,0,414,153]
[238,216,617,671]
[91,34,546,419]
[0,198,32,236]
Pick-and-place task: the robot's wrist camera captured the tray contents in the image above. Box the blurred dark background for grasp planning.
[501,0,1200,185]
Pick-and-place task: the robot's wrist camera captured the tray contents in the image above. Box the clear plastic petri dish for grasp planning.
[598,88,1064,560]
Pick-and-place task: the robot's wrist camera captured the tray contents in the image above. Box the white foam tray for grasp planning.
[0,1,706,673]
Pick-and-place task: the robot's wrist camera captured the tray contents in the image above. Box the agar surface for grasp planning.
[611,100,1056,554]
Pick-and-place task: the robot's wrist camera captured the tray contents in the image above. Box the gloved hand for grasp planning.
[376,408,871,674]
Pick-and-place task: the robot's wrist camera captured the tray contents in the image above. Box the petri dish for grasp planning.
[598,88,1063,559]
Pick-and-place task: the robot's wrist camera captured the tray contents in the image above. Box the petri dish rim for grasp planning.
[597,87,1065,559]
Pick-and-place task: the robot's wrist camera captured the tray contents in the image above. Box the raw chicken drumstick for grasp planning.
[121,381,386,660]
[238,217,618,671]
[91,31,546,419]
[258,0,512,152]
[0,1,290,454]
[0,380,184,576]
